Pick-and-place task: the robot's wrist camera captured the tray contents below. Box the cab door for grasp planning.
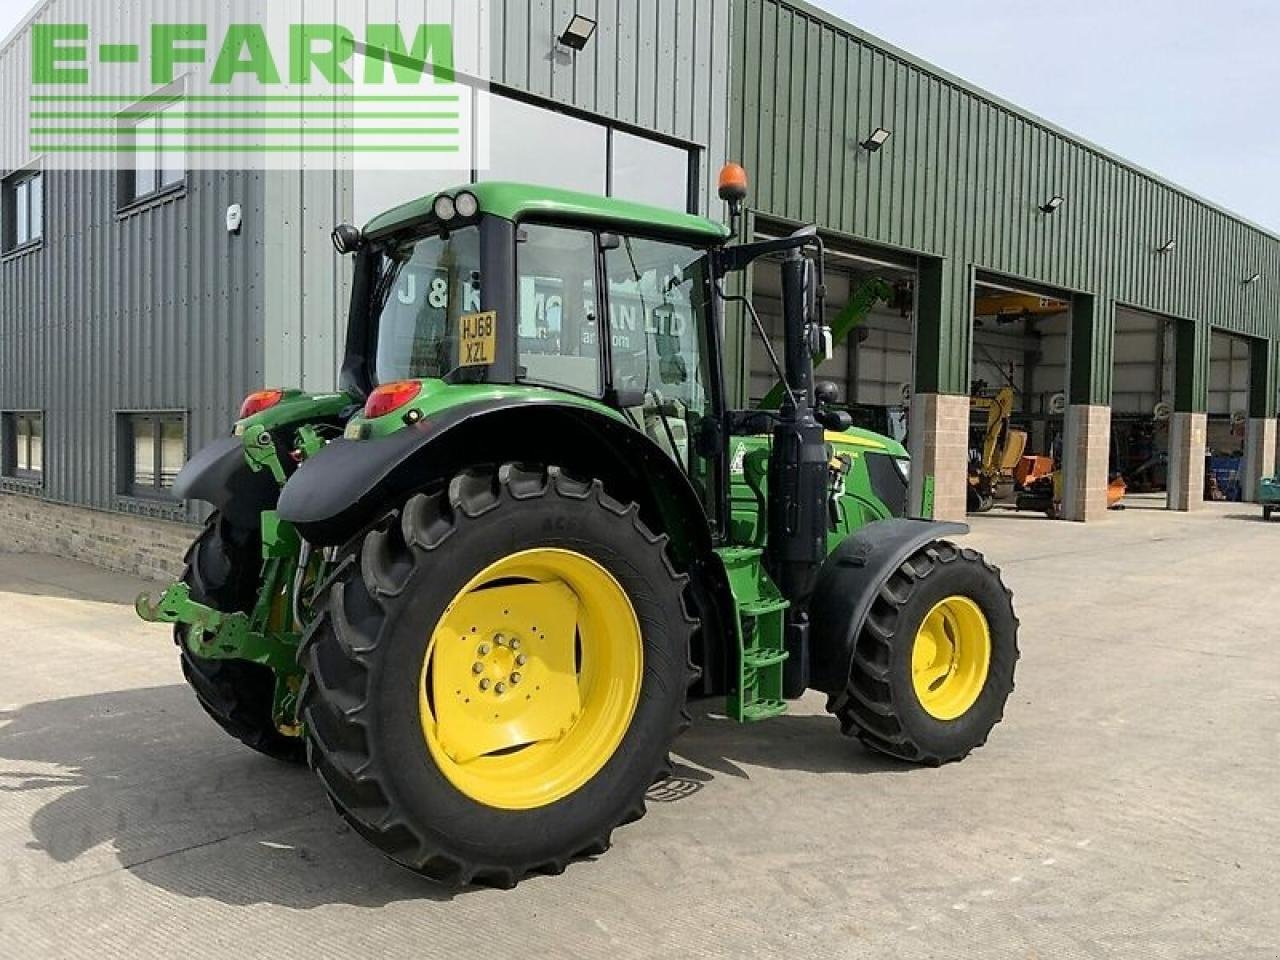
[601,234,726,526]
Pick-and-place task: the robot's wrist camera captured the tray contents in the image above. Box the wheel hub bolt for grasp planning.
[479,678,490,691]
[509,638,521,651]
[495,682,507,695]
[494,633,506,647]
[477,643,490,656]
[516,654,527,666]
[471,662,484,674]
[510,672,521,685]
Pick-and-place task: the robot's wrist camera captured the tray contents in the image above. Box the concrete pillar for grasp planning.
[1241,418,1277,502]
[1167,412,1207,511]
[1061,404,1112,521]
[908,392,970,521]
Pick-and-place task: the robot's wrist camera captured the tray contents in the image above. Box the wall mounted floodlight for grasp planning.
[1040,195,1065,214]
[1157,239,1177,254]
[558,15,597,50]
[1245,271,1262,285]
[861,127,892,152]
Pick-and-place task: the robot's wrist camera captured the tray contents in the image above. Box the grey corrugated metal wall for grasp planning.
[267,0,733,392]
[0,167,267,517]
[729,0,1280,412]
[0,0,267,517]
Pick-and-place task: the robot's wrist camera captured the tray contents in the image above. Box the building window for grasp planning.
[483,95,609,195]
[352,91,699,226]
[122,99,185,205]
[610,131,692,212]
[3,169,44,251]
[120,413,185,498]
[2,412,44,482]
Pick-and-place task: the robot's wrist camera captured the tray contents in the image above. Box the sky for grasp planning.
[4,0,1277,232]
[811,0,1280,232]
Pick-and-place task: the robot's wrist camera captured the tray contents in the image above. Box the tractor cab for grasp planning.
[332,183,740,530]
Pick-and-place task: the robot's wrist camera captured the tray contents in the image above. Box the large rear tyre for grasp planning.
[299,464,696,887]
[828,540,1018,765]
[178,515,305,764]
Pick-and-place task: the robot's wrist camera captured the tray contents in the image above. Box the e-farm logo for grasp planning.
[18,1,488,170]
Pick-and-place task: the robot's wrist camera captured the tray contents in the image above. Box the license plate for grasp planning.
[459,311,497,367]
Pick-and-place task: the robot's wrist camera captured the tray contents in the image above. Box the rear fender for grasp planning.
[807,519,969,694]
[277,400,713,562]
[173,436,279,529]
[276,400,740,694]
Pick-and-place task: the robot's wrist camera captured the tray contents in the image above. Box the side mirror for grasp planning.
[331,223,362,255]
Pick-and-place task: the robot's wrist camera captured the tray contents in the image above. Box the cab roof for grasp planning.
[362,181,733,245]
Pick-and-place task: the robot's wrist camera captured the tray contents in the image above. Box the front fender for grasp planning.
[173,436,279,529]
[807,518,969,694]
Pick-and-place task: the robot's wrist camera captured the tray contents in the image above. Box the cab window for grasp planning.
[516,225,601,394]
[604,235,716,478]
[373,226,482,383]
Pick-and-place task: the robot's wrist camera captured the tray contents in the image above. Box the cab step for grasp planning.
[717,547,790,723]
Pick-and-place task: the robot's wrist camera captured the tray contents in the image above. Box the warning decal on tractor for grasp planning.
[459,311,497,367]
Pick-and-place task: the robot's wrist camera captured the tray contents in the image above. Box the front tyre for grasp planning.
[299,465,696,887]
[829,541,1019,765]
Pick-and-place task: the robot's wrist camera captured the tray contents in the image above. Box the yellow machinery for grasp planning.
[968,386,1027,512]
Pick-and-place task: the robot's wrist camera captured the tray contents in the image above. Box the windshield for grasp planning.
[372,226,482,383]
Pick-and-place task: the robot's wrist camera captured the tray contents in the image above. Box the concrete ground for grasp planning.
[1,503,1277,959]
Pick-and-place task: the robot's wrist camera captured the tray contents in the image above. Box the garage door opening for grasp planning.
[1206,329,1252,503]
[1112,308,1176,511]
[748,236,917,446]
[967,278,1072,519]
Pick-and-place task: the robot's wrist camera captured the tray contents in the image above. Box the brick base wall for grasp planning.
[0,491,197,582]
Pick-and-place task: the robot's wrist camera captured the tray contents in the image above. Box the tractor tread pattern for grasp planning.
[831,541,1020,765]
[177,516,305,764]
[298,463,698,888]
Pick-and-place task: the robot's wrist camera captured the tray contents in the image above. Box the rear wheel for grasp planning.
[299,464,696,887]
[178,515,305,764]
[829,541,1018,764]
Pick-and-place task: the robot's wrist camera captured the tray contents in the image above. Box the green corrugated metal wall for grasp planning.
[729,0,1280,415]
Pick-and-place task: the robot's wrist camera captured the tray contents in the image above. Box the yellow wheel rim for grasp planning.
[911,595,991,721]
[419,548,643,810]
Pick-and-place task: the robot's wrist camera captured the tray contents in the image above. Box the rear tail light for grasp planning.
[239,388,284,419]
[364,380,422,419]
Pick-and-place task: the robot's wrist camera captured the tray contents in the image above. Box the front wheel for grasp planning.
[299,464,696,887]
[828,540,1019,765]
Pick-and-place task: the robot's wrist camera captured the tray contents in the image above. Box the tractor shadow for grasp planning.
[0,685,454,908]
[1,687,903,907]
[648,700,910,804]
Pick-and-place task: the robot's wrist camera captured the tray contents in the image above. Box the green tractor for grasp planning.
[138,170,1019,887]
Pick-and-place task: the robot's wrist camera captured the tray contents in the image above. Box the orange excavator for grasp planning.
[971,385,1125,518]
